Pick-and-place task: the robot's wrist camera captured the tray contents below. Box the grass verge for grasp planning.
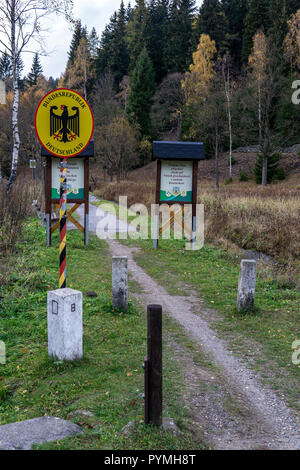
[118,236,300,411]
[0,219,206,450]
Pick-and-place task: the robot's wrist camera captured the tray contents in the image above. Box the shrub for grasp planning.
[239,171,249,182]
[275,167,286,180]
[254,152,281,184]
[0,178,41,253]
[229,155,237,166]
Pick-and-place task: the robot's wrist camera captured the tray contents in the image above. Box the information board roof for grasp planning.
[153,141,205,161]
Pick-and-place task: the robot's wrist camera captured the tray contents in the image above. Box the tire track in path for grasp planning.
[107,239,300,450]
[78,198,300,450]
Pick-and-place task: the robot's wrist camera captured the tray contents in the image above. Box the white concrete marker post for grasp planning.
[237,259,257,312]
[112,256,128,311]
[47,288,83,361]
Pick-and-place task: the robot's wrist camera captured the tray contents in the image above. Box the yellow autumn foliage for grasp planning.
[182,34,216,107]
[248,30,267,81]
[284,9,300,70]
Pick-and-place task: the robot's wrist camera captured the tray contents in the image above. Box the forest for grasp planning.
[0,0,299,186]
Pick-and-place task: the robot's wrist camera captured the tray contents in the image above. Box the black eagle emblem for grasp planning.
[50,105,79,143]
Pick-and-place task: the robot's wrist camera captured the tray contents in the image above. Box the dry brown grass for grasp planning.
[0,177,42,254]
[94,168,300,272]
[94,180,155,208]
[199,187,300,262]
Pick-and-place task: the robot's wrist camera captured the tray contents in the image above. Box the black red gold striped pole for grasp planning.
[59,157,67,288]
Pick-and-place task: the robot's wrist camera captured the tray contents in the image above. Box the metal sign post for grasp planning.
[59,158,67,288]
[29,159,36,180]
[35,88,94,288]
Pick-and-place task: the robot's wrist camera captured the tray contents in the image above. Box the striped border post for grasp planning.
[59,157,67,288]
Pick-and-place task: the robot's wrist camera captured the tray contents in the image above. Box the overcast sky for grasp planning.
[22,0,203,79]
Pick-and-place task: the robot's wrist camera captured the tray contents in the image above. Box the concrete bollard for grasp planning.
[112,256,128,310]
[47,288,83,361]
[237,259,257,312]
[0,340,5,365]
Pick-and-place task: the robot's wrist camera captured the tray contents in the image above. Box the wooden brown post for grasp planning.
[84,156,89,246]
[144,304,163,426]
[192,160,199,249]
[154,160,161,249]
[45,156,52,246]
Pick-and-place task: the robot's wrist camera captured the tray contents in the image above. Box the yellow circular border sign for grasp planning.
[35,88,94,158]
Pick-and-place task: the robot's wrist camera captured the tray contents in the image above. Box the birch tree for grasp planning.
[284,9,300,71]
[248,30,267,149]
[222,54,234,182]
[182,33,216,108]
[0,0,72,190]
[66,37,94,100]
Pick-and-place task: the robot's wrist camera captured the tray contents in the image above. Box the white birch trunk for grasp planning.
[262,136,268,186]
[223,63,233,181]
[83,59,87,101]
[7,0,20,191]
[258,78,262,149]
[8,78,20,190]
[215,122,219,189]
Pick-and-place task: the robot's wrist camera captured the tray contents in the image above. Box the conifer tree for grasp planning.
[127,47,156,136]
[145,0,170,82]
[110,1,130,88]
[67,20,87,66]
[166,0,196,73]
[221,0,247,67]
[95,12,118,78]
[285,0,299,15]
[254,152,281,184]
[127,0,148,71]
[242,0,270,61]
[0,51,12,79]
[197,0,228,55]
[268,0,288,47]
[126,1,133,21]
[88,27,100,59]
[27,53,43,86]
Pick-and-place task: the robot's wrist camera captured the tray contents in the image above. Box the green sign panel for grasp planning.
[51,157,84,199]
[160,160,193,202]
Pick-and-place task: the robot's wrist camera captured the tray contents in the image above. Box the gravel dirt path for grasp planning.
[79,199,300,450]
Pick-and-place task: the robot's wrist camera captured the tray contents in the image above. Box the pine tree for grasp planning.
[254,152,281,184]
[126,1,133,21]
[27,53,43,86]
[286,0,300,15]
[197,0,228,55]
[166,0,196,73]
[95,12,118,78]
[88,27,100,59]
[242,0,270,62]
[268,0,288,47]
[0,51,12,79]
[127,0,148,71]
[110,1,130,88]
[67,20,87,66]
[221,0,247,67]
[127,47,156,136]
[145,0,170,82]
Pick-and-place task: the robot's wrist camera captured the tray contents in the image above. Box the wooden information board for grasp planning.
[153,141,205,249]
